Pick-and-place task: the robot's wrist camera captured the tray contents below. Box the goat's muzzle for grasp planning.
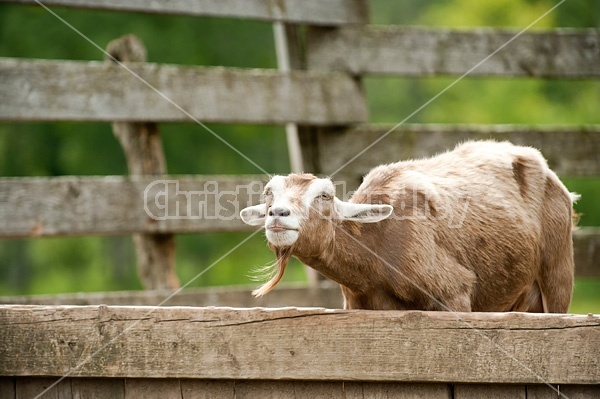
[266,222,298,233]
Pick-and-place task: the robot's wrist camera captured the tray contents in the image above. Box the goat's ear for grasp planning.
[334,198,393,223]
[240,204,267,226]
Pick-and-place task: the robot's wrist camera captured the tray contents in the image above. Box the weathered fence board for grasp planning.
[4,377,600,399]
[454,384,526,399]
[0,58,367,124]
[527,384,600,399]
[0,283,344,308]
[10,377,123,399]
[318,124,600,178]
[307,27,600,77]
[0,306,599,384]
[0,377,462,399]
[0,175,266,237]
[0,175,599,278]
[2,377,598,399]
[1,0,368,25]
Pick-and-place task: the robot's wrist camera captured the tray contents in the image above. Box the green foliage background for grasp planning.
[0,1,598,312]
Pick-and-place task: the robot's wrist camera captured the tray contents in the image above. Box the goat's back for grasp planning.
[352,140,574,312]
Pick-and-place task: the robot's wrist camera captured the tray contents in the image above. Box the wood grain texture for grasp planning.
[1,378,456,399]
[0,175,266,237]
[71,378,125,399]
[317,124,600,178]
[454,384,525,399]
[0,58,367,124]
[14,377,73,399]
[5,378,600,399]
[124,379,180,399]
[1,306,599,384]
[307,26,600,78]
[2,0,368,25]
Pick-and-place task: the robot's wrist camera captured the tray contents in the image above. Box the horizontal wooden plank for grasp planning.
[453,384,600,399]
[307,26,600,78]
[527,384,600,399]
[9,377,123,399]
[2,0,368,25]
[4,377,600,399]
[0,175,598,278]
[0,58,367,124]
[1,377,456,398]
[317,124,600,178]
[0,175,267,237]
[0,283,345,308]
[3,377,599,399]
[454,384,525,399]
[0,306,598,383]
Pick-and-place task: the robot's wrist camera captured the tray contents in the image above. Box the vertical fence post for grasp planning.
[304,1,370,192]
[273,2,370,286]
[105,34,179,290]
[273,21,325,286]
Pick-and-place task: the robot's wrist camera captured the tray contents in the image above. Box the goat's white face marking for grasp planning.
[301,178,336,210]
[240,175,393,248]
[262,176,335,247]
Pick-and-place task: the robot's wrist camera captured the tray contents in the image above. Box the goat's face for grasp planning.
[240,174,394,250]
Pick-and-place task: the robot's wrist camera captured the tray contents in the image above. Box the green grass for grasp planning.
[569,278,600,314]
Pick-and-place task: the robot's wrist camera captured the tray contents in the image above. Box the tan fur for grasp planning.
[259,141,576,312]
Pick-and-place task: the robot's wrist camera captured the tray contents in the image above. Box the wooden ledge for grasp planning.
[1,305,598,384]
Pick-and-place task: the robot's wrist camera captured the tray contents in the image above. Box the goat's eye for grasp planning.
[318,193,332,201]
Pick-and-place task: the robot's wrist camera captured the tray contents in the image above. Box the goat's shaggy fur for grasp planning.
[241,141,577,312]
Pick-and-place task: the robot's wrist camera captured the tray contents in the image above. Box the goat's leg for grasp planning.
[539,249,574,313]
[539,180,575,313]
[539,216,574,313]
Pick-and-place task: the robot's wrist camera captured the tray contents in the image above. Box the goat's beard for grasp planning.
[252,245,293,297]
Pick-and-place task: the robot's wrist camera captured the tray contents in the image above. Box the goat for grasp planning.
[240,140,577,312]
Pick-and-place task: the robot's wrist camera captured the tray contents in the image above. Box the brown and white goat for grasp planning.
[240,141,577,312]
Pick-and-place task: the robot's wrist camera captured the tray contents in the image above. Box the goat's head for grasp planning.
[240,173,393,296]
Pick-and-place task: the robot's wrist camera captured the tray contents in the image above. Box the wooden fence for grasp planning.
[1,305,599,398]
[1,0,599,397]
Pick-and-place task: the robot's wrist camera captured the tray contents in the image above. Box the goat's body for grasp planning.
[242,140,576,313]
[333,141,574,312]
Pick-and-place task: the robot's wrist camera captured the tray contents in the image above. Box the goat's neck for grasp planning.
[294,222,380,294]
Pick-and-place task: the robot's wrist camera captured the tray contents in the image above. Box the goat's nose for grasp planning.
[269,207,290,217]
